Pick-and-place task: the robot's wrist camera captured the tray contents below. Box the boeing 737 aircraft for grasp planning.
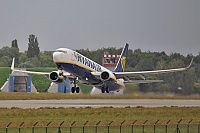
[11,43,193,93]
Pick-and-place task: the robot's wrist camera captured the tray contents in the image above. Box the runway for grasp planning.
[0,99,199,108]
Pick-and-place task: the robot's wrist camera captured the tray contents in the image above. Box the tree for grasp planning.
[27,34,40,58]
[181,68,196,94]
[0,46,13,65]
[19,52,28,64]
[11,39,19,48]
[0,56,8,67]
[27,57,41,67]
[39,51,54,67]
[136,58,154,71]
[10,39,20,65]
[18,61,35,68]
[126,49,140,69]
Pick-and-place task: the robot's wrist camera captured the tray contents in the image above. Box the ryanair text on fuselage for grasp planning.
[74,52,101,72]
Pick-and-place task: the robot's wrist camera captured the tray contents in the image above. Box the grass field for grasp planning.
[0,107,199,128]
[1,68,199,132]
[0,67,11,88]
[0,93,199,129]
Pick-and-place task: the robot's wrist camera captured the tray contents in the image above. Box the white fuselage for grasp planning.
[53,48,125,92]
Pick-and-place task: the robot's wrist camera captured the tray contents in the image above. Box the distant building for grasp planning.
[102,54,120,70]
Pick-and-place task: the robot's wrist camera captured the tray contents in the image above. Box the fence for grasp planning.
[1,119,199,133]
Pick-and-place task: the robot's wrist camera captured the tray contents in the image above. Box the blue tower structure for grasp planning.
[57,78,71,93]
[48,78,76,93]
[1,71,37,92]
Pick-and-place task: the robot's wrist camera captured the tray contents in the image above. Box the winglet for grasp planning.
[11,58,15,70]
[186,58,194,69]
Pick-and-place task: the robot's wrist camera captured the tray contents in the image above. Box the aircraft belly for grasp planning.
[107,83,122,91]
[56,63,123,91]
[57,63,101,85]
[94,83,122,91]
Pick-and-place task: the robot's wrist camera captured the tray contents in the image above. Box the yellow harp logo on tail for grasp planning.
[121,56,126,72]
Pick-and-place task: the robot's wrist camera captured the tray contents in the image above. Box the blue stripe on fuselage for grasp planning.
[56,63,122,91]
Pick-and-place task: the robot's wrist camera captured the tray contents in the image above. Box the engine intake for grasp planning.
[100,71,110,81]
[49,71,65,83]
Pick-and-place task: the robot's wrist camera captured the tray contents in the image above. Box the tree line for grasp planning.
[0,35,54,68]
[0,34,200,94]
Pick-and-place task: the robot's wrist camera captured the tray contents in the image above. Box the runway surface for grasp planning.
[0,99,199,108]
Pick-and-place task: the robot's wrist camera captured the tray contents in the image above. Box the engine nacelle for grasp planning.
[100,71,116,82]
[49,71,65,84]
[100,71,110,81]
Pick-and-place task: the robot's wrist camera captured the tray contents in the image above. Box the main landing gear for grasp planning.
[71,78,80,93]
[71,86,80,93]
[101,86,109,93]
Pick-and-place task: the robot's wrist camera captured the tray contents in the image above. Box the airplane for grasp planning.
[11,43,193,93]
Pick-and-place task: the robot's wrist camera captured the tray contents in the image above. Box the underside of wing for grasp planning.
[90,72,101,79]
[62,72,74,79]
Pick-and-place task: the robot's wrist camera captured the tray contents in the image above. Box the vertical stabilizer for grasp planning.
[113,43,129,72]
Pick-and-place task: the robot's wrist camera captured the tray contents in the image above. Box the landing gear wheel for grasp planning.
[71,87,75,93]
[101,87,105,93]
[76,87,80,93]
[105,87,109,93]
[71,77,80,93]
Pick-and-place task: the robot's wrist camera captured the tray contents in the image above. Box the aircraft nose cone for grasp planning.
[53,52,64,62]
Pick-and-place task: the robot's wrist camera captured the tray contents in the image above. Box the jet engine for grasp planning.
[49,71,65,83]
[100,71,110,81]
[100,71,116,82]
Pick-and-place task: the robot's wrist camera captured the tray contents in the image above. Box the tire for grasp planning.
[71,87,75,93]
[101,87,105,93]
[76,87,80,93]
[106,87,109,93]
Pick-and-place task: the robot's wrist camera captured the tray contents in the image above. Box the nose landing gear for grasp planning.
[71,86,80,93]
[71,78,80,93]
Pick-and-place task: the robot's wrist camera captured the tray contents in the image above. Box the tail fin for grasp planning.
[113,43,129,72]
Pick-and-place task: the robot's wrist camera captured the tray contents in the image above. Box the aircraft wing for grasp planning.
[114,58,193,80]
[124,80,164,84]
[12,68,73,78]
[11,58,73,78]
[12,69,50,76]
